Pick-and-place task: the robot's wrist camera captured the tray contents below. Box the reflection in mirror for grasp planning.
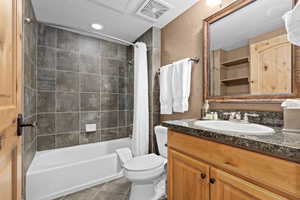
[209,0,294,97]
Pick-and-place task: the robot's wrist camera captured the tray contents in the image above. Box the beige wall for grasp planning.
[161,0,281,121]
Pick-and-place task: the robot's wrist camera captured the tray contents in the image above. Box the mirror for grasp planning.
[204,0,299,100]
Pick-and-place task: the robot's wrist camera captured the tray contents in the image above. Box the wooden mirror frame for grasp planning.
[203,0,300,103]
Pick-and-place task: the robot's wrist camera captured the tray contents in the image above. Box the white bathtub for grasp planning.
[27,138,131,200]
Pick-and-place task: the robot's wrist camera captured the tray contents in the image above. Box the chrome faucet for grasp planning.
[235,112,241,120]
[224,112,259,123]
[242,113,259,123]
[224,112,236,121]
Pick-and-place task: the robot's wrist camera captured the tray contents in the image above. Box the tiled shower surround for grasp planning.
[36,24,133,151]
[23,0,37,197]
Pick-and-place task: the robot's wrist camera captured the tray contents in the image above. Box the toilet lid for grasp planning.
[124,154,166,171]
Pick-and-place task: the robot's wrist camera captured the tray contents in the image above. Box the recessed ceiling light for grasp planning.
[91,23,103,30]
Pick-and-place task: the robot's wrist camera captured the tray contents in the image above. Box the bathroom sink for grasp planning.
[193,120,275,135]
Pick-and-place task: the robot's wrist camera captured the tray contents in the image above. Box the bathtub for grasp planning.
[26,138,131,200]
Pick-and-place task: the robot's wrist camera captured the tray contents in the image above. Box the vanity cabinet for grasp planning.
[167,131,300,200]
[210,168,286,200]
[168,149,210,200]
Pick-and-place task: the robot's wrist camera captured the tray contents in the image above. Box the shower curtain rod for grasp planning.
[24,18,136,46]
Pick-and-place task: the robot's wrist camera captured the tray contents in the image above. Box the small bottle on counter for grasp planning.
[205,112,212,120]
[201,100,210,119]
[213,112,218,120]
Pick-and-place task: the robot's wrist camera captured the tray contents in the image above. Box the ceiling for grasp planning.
[31,0,198,45]
[210,0,293,51]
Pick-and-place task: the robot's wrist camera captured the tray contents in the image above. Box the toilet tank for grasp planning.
[155,126,168,158]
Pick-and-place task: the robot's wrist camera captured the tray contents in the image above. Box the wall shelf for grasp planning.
[212,45,250,96]
[221,76,249,85]
[222,57,249,67]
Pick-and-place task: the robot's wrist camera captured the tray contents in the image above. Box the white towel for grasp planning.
[171,58,192,113]
[116,148,133,166]
[159,64,173,114]
[283,1,300,46]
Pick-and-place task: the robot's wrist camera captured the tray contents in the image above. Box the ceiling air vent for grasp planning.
[136,0,172,21]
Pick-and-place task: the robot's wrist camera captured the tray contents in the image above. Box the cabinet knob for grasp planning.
[200,173,206,179]
[209,178,216,184]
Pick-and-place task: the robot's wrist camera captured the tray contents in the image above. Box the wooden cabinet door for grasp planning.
[250,34,292,94]
[210,168,288,200]
[0,0,23,199]
[168,149,210,200]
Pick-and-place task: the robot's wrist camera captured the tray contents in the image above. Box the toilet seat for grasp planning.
[124,154,167,183]
[125,164,165,182]
[124,154,166,171]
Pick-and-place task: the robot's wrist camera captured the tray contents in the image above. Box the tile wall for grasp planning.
[36,24,133,151]
[23,0,38,197]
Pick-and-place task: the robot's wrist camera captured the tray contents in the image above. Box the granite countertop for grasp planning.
[162,119,300,163]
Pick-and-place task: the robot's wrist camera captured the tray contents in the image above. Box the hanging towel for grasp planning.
[283,1,300,46]
[172,58,192,113]
[159,65,173,114]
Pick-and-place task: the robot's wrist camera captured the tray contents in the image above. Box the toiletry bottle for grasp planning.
[214,112,218,120]
[206,112,212,120]
[202,100,210,119]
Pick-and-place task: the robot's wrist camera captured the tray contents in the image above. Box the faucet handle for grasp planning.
[223,112,232,116]
[243,113,259,123]
[235,112,241,120]
[224,112,236,120]
[246,113,259,117]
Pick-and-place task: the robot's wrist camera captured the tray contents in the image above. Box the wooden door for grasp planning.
[250,34,292,94]
[0,0,23,199]
[168,149,210,200]
[210,168,287,200]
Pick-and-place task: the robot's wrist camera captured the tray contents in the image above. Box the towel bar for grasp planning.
[157,58,199,74]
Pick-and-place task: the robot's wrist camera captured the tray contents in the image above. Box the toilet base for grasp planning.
[129,183,155,200]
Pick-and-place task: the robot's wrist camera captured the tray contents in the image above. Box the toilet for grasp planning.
[117,126,168,200]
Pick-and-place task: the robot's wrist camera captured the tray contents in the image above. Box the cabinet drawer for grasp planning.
[168,131,300,199]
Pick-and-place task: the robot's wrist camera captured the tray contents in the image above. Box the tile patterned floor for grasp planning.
[54,178,167,200]
[54,178,131,200]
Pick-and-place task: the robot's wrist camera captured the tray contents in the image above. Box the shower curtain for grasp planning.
[132,42,149,156]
